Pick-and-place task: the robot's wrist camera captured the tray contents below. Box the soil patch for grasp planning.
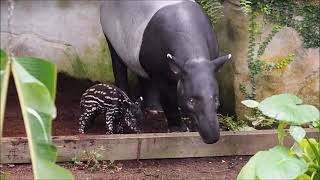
[1,156,250,180]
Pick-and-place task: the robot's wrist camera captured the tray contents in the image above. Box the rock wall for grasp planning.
[215,0,319,118]
[0,0,114,82]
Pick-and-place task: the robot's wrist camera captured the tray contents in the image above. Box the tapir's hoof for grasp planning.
[168,124,188,132]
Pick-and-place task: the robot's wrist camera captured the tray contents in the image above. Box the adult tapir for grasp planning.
[100,0,231,144]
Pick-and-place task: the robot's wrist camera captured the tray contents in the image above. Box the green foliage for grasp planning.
[245,111,276,129]
[72,146,105,172]
[218,114,249,132]
[245,27,294,99]
[290,126,306,143]
[196,0,224,24]
[291,137,320,180]
[12,58,73,179]
[240,0,320,48]
[13,59,56,118]
[241,100,276,129]
[238,146,307,180]
[0,49,73,179]
[0,49,10,136]
[238,93,320,180]
[277,122,286,146]
[242,93,319,143]
[313,121,320,130]
[239,83,254,100]
[257,25,281,57]
[258,94,319,125]
[271,53,295,70]
[239,0,319,99]
[296,5,320,48]
[241,100,260,108]
[0,49,8,71]
[72,146,121,173]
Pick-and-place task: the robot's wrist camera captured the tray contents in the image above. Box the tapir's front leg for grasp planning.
[79,107,98,134]
[105,112,115,135]
[138,77,162,111]
[158,82,187,132]
[106,37,129,93]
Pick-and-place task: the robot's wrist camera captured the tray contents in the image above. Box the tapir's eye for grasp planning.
[187,97,197,110]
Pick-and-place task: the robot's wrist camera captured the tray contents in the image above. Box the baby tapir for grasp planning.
[79,83,144,134]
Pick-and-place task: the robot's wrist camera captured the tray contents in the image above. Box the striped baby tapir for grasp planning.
[78,83,144,134]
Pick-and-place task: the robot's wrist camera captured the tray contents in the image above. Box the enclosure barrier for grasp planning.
[1,129,318,164]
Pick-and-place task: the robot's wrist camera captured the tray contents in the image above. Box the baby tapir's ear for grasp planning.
[135,96,143,106]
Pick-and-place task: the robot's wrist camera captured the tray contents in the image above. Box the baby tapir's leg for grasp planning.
[79,107,98,134]
[105,107,119,134]
[105,114,114,135]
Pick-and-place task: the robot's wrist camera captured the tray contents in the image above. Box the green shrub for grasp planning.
[238,94,319,180]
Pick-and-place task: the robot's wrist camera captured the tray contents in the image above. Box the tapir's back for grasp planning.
[100,0,194,77]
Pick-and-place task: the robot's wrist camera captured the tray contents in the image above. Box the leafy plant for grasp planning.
[72,146,104,172]
[218,114,251,132]
[245,110,276,129]
[240,0,319,48]
[238,94,320,180]
[71,146,121,173]
[196,0,224,24]
[0,49,73,179]
[239,0,319,99]
[290,129,320,179]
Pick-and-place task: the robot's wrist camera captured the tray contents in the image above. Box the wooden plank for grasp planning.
[1,129,318,164]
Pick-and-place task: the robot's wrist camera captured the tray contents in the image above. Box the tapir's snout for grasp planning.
[200,127,220,144]
[191,99,220,144]
[196,114,220,144]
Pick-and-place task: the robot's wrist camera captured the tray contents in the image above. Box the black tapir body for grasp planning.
[100,0,231,143]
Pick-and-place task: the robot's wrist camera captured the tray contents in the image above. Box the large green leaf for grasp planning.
[289,126,306,143]
[11,58,73,179]
[237,151,263,180]
[16,57,57,100]
[238,146,308,180]
[256,146,308,180]
[241,100,260,108]
[258,94,320,125]
[0,49,10,136]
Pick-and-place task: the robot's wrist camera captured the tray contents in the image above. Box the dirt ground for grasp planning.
[1,156,250,180]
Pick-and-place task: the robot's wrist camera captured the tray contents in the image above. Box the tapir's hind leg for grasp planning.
[105,36,129,93]
[138,77,162,111]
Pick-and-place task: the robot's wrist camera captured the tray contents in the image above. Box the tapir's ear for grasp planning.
[167,53,183,77]
[135,96,143,106]
[211,54,232,72]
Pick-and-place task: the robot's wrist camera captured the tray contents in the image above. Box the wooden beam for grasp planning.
[1,129,318,164]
